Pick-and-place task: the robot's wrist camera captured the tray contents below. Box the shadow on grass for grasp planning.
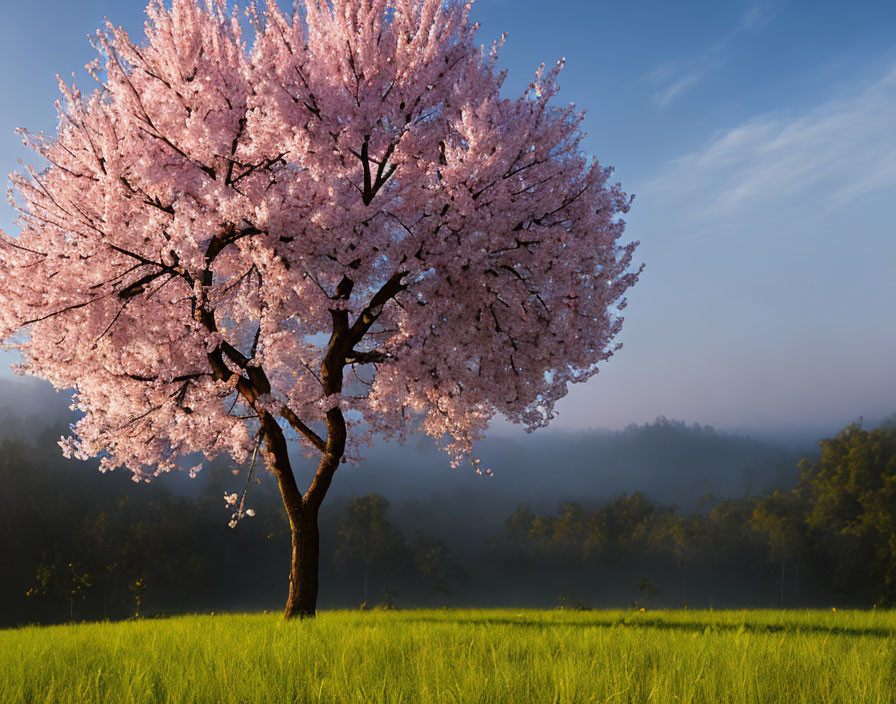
[396,615,896,639]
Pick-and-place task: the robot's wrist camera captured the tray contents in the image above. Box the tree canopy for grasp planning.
[0,0,641,616]
[0,0,640,477]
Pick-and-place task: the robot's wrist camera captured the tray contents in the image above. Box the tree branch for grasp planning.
[191,225,326,459]
[280,406,327,454]
[345,350,391,365]
[346,271,407,346]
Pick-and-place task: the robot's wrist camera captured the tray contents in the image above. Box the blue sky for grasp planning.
[0,0,894,437]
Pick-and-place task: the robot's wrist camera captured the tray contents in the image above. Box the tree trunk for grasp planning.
[284,507,320,619]
[266,412,344,620]
[260,407,332,620]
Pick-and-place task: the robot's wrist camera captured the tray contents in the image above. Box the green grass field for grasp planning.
[2,609,894,703]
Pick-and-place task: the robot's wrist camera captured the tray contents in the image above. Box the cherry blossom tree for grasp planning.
[0,0,641,618]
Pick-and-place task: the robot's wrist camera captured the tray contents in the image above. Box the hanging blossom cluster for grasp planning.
[0,0,641,480]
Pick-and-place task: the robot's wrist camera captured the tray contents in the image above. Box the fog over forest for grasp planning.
[5,375,894,626]
[0,376,808,516]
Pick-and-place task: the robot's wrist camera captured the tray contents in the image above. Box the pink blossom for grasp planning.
[0,0,641,615]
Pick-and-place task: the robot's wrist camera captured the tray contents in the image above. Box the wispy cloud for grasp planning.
[739,5,774,30]
[648,4,775,108]
[642,65,896,226]
[654,72,704,109]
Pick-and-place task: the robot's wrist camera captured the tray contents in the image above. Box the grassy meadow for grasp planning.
[2,609,894,703]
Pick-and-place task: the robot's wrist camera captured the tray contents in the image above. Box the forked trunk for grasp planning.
[285,507,320,619]
[268,415,343,619]
[266,422,343,619]
[262,411,328,620]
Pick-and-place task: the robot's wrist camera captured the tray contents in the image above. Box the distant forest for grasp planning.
[1,410,895,627]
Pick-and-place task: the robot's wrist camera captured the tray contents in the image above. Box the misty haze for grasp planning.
[4,376,890,626]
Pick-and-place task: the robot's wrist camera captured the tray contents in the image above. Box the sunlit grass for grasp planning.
[2,609,894,703]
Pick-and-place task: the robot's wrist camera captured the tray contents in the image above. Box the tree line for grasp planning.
[1,419,893,626]
[490,420,896,610]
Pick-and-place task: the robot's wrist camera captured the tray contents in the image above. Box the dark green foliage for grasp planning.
[800,424,896,604]
[0,434,290,625]
[412,530,464,595]
[334,494,408,604]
